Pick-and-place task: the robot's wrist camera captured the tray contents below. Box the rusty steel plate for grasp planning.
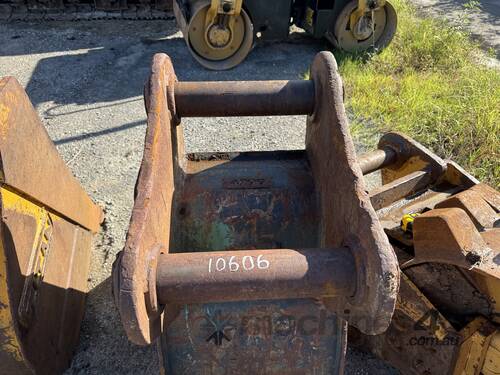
[0,76,101,374]
[159,300,347,374]
[159,151,347,374]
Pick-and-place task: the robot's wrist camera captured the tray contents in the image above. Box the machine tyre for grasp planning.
[186,1,254,70]
[329,0,397,53]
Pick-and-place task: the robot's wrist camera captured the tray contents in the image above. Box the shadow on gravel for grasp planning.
[1,21,325,108]
[54,119,145,145]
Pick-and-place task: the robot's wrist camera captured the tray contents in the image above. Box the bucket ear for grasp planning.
[306,51,399,335]
[114,53,182,345]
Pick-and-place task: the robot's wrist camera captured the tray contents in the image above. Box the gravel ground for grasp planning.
[0,19,397,374]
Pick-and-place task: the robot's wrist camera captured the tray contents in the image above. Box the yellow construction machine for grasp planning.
[174,0,398,69]
[1,0,397,70]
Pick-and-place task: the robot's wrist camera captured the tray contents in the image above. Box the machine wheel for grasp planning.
[329,0,397,53]
[186,1,253,70]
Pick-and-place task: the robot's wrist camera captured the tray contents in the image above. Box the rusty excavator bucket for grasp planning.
[113,51,401,373]
[0,77,102,374]
[1,52,497,374]
[113,51,500,374]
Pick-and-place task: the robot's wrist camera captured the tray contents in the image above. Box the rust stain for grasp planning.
[0,103,10,141]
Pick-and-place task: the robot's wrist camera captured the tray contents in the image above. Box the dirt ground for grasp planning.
[0,0,498,373]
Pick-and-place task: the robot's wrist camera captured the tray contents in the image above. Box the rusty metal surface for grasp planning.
[353,133,500,375]
[174,80,315,118]
[0,209,93,374]
[369,170,432,211]
[368,301,499,375]
[115,52,401,374]
[358,147,398,175]
[469,183,500,212]
[305,52,399,335]
[0,77,101,374]
[113,54,182,345]
[0,77,102,233]
[175,151,318,252]
[409,208,498,275]
[160,146,350,372]
[350,272,460,375]
[378,132,446,185]
[444,160,479,188]
[115,53,500,375]
[160,300,347,374]
[377,187,462,243]
[161,148,349,373]
[156,248,356,305]
[405,262,493,323]
[453,318,498,375]
[435,185,498,230]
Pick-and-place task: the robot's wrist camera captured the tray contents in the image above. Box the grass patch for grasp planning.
[332,0,500,187]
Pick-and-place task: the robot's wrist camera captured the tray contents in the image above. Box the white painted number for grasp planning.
[208,255,270,273]
[216,258,226,271]
[228,256,239,272]
[257,254,270,270]
[242,255,254,271]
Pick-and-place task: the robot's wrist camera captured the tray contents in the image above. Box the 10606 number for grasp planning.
[208,255,270,273]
